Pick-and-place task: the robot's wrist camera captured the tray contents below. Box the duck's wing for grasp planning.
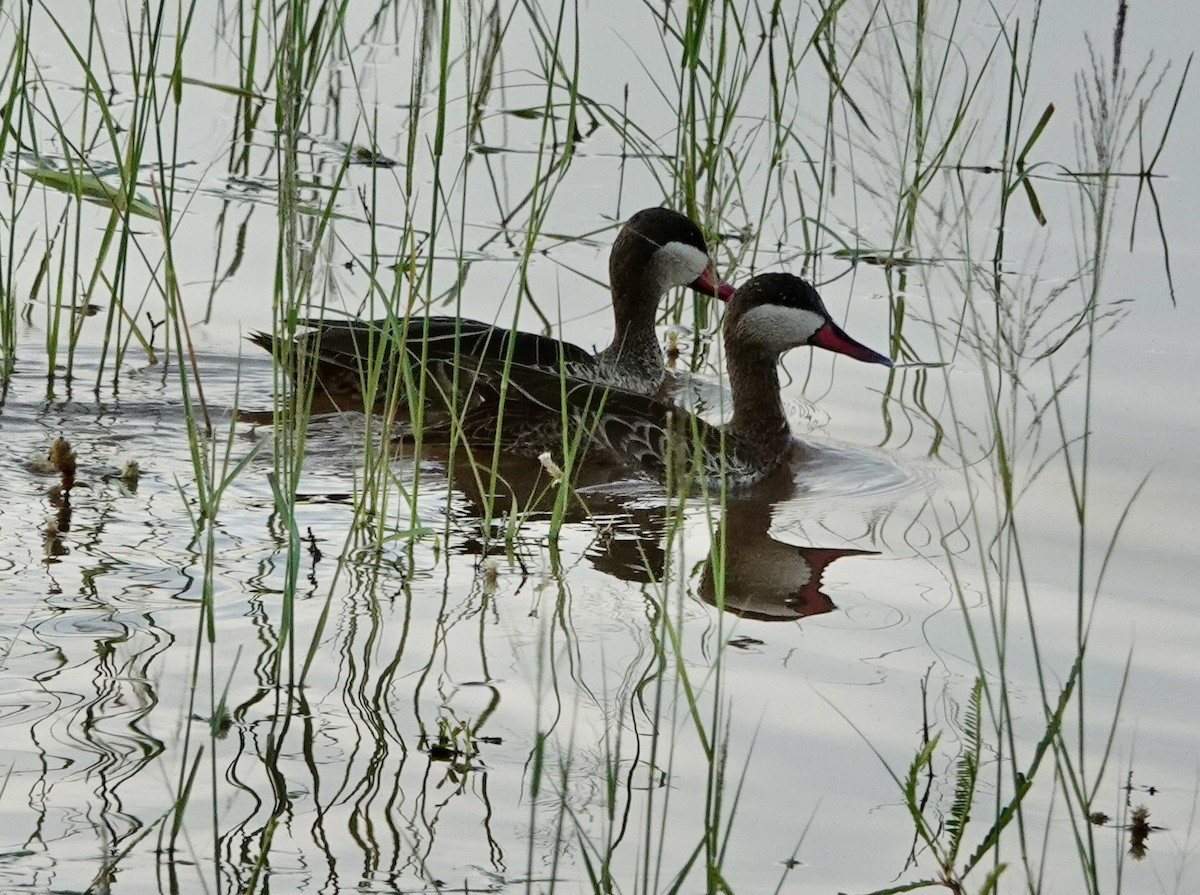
[280,316,597,374]
[400,355,626,452]
[409,356,733,484]
[250,316,602,413]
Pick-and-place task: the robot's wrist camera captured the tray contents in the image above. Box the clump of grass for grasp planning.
[846,4,1184,893]
[1,1,1191,893]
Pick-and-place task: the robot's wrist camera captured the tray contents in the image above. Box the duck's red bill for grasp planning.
[811,321,893,367]
[690,264,736,300]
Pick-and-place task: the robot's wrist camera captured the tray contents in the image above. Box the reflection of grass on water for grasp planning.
[0,0,1190,893]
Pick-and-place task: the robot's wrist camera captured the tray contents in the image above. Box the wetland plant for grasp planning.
[0,1,1189,894]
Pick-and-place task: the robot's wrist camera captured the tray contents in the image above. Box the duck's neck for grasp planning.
[598,277,664,384]
[727,345,791,454]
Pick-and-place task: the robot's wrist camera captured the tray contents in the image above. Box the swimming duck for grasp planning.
[411,272,891,489]
[250,207,734,410]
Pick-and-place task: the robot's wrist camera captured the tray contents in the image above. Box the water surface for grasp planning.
[0,2,1196,893]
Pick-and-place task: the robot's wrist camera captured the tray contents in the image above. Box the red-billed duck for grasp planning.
[250,207,734,409]
[408,272,892,489]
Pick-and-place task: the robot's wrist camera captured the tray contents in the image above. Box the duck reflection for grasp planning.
[697,496,875,621]
[429,445,876,622]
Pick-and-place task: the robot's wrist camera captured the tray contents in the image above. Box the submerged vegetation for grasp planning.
[0,1,1191,893]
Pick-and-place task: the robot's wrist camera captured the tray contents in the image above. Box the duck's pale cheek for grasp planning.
[653,241,711,292]
[735,305,825,353]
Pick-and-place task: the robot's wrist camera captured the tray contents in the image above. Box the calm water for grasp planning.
[0,2,1197,893]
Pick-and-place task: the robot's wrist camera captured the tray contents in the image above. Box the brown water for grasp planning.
[1,2,1197,893]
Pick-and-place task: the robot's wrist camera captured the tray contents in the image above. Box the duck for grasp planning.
[676,271,893,486]
[409,272,892,489]
[250,207,734,411]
